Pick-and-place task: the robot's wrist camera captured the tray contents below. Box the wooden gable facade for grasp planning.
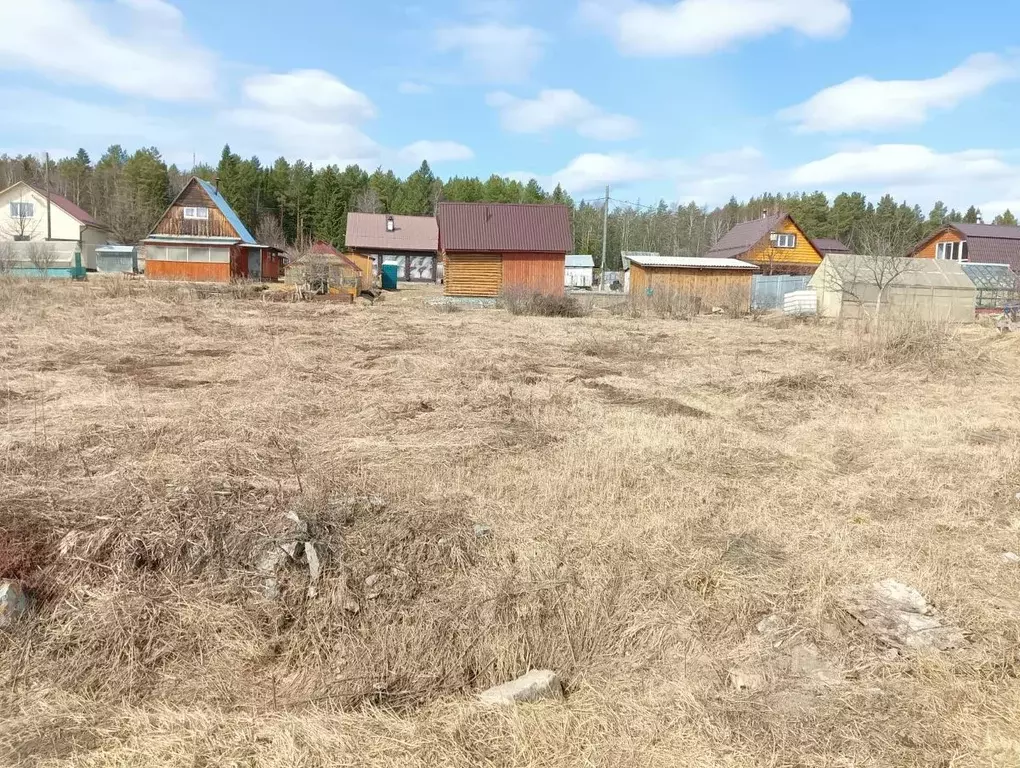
[742,216,824,275]
[143,177,282,283]
[150,179,241,240]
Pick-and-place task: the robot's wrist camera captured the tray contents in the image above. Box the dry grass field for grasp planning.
[2,278,1020,767]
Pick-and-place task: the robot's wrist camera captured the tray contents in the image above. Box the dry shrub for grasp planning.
[501,291,589,318]
[614,290,700,320]
[839,314,982,370]
[0,509,54,595]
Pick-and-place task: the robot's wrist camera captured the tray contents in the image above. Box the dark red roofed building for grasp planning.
[912,222,1020,271]
[437,202,573,297]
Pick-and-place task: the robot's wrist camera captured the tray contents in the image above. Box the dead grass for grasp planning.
[0,279,1018,767]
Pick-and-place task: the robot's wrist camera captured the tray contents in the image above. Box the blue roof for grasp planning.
[195,178,257,245]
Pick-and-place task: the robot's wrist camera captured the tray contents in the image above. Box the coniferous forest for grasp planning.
[3,146,1014,269]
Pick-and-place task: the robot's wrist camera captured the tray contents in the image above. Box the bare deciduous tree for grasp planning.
[823,223,919,320]
[4,197,40,241]
[354,187,383,214]
[26,242,58,274]
[0,241,16,274]
[256,213,287,250]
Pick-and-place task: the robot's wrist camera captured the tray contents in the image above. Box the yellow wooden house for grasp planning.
[707,213,824,275]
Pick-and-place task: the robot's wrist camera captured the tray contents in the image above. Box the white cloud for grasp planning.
[398,140,475,164]
[0,0,216,100]
[399,81,433,95]
[487,89,640,140]
[243,70,376,122]
[225,70,381,166]
[436,23,545,82]
[789,145,1013,188]
[582,0,850,56]
[780,54,1019,133]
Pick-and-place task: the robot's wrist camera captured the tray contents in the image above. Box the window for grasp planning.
[9,201,34,219]
[936,241,968,261]
[183,206,209,220]
[775,233,797,249]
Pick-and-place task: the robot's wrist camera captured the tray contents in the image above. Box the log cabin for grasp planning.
[438,202,573,298]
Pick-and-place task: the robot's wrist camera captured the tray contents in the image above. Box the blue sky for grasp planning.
[2,0,1019,213]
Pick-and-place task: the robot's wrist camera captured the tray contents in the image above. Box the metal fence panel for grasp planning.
[751,275,811,310]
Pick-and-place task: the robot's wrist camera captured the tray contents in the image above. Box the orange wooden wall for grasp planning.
[145,261,231,282]
[501,252,565,296]
[914,230,961,259]
[743,218,822,273]
[630,264,753,310]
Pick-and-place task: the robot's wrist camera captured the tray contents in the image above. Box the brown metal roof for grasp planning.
[12,182,107,229]
[345,213,437,253]
[915,223,1020,271]
[438,202,573,253]
[811,237,851,254]
[706,213,785,259]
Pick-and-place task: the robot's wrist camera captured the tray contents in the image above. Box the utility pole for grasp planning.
[600,185,609,291]
[44,152,52,241]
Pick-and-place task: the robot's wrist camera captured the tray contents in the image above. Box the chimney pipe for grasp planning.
[214,175,220,192]
[762,209,768,220]
[386,215,394,232]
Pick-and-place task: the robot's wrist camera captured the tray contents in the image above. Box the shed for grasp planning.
[565,254,595,289]
[285,242,363,299]
[627,254,759,312]
[438,202,573,298]
[95,245,138,273]
[810,254,976,322]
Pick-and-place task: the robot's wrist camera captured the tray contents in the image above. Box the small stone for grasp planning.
[473,523,492,538]
[728,668,765,691]
[1002,552,1020,564]
[437,537,448,547]
[789,643,843,684]
[305,542,322,598]
[365,573,382,588]
[0,581,33,627]
[366,591,381,600]
[478,670,563,706]
[756,614,783,635]
[342,599,361,614]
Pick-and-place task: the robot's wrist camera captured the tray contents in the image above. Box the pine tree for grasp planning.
[928,201,948,227]
[993,209,1018,226]
[963,206,981,224]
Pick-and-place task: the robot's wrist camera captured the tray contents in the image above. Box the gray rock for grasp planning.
[478,670,563,705]
[841,579,965,651]
[473,523,492,538]
[789,643,843,684]
[756,614,783,635]
[285,511,310,540]
[0,581,33,627]
[365,573,382,588]
[728,668,765,691]
[1002,552,1020,564]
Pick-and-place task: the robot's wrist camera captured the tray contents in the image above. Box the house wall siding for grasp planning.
[151,181,240,240]
[914,230,962,259]
[444,253,503,297]
[743,218,822,273]
[145,260,231,282]
[630,264,753,311]
[501,252,565,296]
[0,185,85,241]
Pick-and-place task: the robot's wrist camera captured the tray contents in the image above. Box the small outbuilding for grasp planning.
[810,254,976,322]
[285,241,364,299]
[438,202,573,298]
[627,254,759,312]
[565,254,595,289]
[95,245,138,273]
